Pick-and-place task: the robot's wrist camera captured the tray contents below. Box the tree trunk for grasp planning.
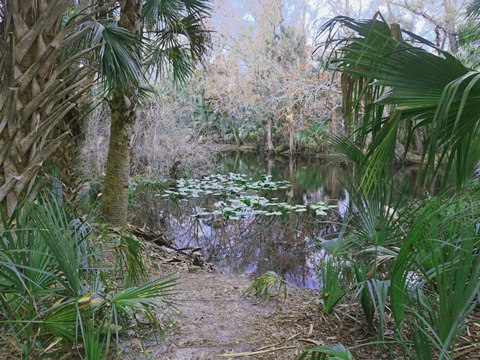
[288,126,295,155]
[231,121,243,147]
[101,97,136,224]
[100,0,142,225]
[0,0,92,215]
[444,0,458,53]
[413,128,424,155]
[266,117,274,152]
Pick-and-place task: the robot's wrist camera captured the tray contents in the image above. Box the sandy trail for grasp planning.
[121,264,312,360]
[147,270,305,359]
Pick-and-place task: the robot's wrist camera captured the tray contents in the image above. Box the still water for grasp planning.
[133,152,418,289]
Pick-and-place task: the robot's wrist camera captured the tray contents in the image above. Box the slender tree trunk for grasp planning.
[266,117,274,152]
[288,126,295,155]
[413,128,424,155]
[444,0,458,53]
[101,0,142,224]
[267,158,273,176]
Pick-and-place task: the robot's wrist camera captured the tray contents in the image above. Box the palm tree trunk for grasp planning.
[101,96,136,223]
[0,0,92,215]
[101,0,142,225]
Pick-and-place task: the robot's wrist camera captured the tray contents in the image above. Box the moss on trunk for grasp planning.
[101,95,136,224]
[100,0,142,225]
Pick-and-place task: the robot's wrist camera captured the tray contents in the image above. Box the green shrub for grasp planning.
[319,257,348,313]
[0,194,177,358]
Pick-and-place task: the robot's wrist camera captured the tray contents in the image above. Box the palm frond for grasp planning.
[390,195,480,358]
[114,232,147,287]
[29,195,88,295]
[83,320,107,360]
[328,135,366,164]
[110,274,177,309]
[299,343,355,360]
[143,0,211,84]
[108,274,179,338]
[142,0,211,29]
[318,257,348,313]
[42,302,79,342]
[0,193,179,357]
[319,16,480,190]
[95,21,146,95]
[244,271,287,301]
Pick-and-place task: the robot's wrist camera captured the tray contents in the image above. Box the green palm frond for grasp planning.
[299,343,355,360]
[142,0,211,84]
[114,233,147,287]
[29,196,89,295]
[319,16,480,190]
[0,210,57,295]
[328,135,366,164]
[468,0,480,18]
[83,320,107,360]
[61,16,145,96]
[390,195,480,358]
[95,21,145,95]
[148,44,196,83]
[142,0,211,28]
[0,193,180,357]
[244,271,287,301]
[319,257,348,313]
[108,274,179,339]
[110,274,177,310]
[42,302,79,342]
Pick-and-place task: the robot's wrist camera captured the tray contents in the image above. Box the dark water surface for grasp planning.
[133,152,418,289]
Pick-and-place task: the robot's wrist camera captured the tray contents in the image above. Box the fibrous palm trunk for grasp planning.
[0,0,93,215]
[101,0,142,225]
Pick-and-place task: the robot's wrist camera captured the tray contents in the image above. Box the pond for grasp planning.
[132,152,419,289]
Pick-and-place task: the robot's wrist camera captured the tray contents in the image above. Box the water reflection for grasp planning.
[132,152,418,289]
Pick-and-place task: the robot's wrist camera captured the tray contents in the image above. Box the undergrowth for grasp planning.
[0,192,177,359]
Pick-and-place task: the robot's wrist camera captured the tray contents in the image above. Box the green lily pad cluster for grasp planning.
[310,203,336,216]
[195,195,314,219]
[161,173,290,199]
[160,173,337,220]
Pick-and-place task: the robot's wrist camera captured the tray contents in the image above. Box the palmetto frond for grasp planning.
[142,0,211,83]
[95,22,145,95]
[63,18,145,96]
[142,0,211,28]
[299,343,355,360]
[319,16,480,191]
[0,194,179,356]
[390,195,480,358]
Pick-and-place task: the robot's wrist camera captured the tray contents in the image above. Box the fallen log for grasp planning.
[127,224,174,247]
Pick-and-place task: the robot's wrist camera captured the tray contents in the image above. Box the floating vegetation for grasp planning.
[195,196,312,219]
[161,173,291,199]
[160,173,337,219]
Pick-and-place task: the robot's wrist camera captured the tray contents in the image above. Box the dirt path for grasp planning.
[122,263,316,359]
[162,270,303,359]
[155,269,310,359]
[119,243,389,360]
